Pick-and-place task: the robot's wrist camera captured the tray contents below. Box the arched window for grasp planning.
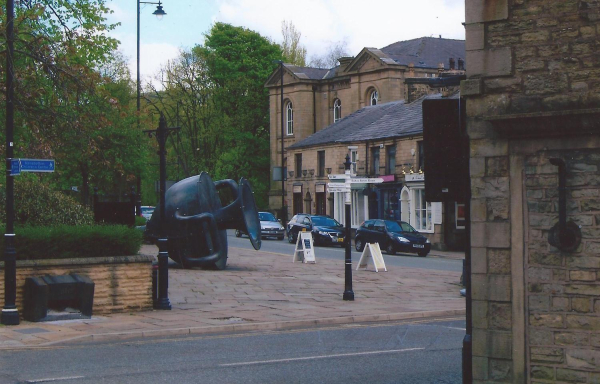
[286,102,293,135]
[370,90,379,106]
[333,99,341,123]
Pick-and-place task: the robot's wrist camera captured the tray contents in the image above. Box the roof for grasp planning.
[284,65,330,80]
[380,37,465,69]
[288,93,458,150]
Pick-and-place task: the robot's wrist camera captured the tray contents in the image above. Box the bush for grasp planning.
[0,178,94,226]
[135,215,147,226]
[0,225,142,260]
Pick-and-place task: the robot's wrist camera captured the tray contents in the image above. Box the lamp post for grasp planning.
[273,60,287,228]
[137,0,166,213]
[343,154,354,301]
[1,0,19,325]
[144,114,179,310]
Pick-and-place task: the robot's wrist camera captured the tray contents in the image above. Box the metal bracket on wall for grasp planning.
[547,158,582,252]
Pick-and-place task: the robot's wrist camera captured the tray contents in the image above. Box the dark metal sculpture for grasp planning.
[146,172,261,269]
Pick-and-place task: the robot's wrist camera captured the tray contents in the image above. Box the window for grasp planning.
[386,145,396,174]
[317,150,325,177]
[350,149,358,175]
[295,153,302,177]
[371,147,380,175]
[418,141,424,171]
[370,90,378,106]
[333,99,341,122]
[286,102,294,135]
[413,188,432,232]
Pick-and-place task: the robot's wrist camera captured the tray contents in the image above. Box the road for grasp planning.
[0,317,464,384]
[227,230,463,273]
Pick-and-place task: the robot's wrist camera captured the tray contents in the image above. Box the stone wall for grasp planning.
[0,255,154,318]
[463,0,600,382]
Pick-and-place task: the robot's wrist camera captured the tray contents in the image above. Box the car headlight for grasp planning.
[318,231,328,236]
[397,236,410,243]
[426,238,431,244]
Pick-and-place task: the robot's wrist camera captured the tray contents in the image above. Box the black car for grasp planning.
[287,214,345,247]
[354,219,431,257]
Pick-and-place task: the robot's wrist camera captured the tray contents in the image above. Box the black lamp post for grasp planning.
[137,0,166,215]
[273,60,287,228]
[343,154,354,301]
[1,0,19,325]
[144,114,179,310]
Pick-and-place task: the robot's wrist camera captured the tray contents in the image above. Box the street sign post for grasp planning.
[327,183,351,193]
[10,159,55,176]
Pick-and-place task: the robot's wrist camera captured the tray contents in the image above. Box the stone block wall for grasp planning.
[464,0,600,382]
[0,255,154,318]
[525,150,600,383]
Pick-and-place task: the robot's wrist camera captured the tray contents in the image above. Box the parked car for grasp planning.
[287,214,345,247]
[236,211,285,240]
[140,206,155,221]
[354,219,431,256]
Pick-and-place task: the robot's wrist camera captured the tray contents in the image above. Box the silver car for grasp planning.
[236,211,285,240]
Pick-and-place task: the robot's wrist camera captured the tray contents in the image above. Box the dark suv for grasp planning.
[354,219,431,257]
[287,214,345,246]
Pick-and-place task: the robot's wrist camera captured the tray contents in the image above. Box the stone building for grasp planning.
[285,93,465,250]
[462,0,600,382]
[265,36,466,222]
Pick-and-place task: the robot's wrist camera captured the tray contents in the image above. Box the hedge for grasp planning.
[0,225,142,260]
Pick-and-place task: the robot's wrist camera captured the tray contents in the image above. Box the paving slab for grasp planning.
[0,245,465,349]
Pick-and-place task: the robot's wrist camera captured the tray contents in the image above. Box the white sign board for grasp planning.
[356,243,387,272]
[432,202,443,225]
[328,175,384,183]
[293,231,316,263]
[327,183,350,193]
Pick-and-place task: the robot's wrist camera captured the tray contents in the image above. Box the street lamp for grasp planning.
[144,114,179,310]
[273,60,287,228]
[1,0,19,325]
[137,0,166,214]
[343,154,354,301]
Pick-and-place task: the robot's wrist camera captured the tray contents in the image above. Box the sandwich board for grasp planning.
[293,231,316,263]
[356,243,387,272]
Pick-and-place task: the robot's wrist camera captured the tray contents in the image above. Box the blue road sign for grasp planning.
[10,159,55,176]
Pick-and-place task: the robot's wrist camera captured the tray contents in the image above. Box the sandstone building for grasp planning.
[266,37,466,249]
[462,0,600,382]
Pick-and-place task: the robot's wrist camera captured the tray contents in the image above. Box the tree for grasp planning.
[194,23,283,208]
[280,20,306,66]
[0,1,145,205]
[309,40,351,68]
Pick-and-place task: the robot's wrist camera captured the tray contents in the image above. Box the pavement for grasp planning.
[0,245,465,349]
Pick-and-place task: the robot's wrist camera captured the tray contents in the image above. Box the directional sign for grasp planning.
[327,183,350,193]
[11,159,55,176]
[328,175,384,184]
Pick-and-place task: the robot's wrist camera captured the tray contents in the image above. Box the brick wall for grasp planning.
[0,255,154,317]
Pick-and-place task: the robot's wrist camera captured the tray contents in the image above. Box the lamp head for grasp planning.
[153,2,166,19]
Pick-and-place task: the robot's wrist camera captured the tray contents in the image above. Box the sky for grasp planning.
[105,0,466,87]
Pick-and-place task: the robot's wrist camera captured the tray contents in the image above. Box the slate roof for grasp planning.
[288,93,458,150]
[285,65,330,80]
[380,37,465,69]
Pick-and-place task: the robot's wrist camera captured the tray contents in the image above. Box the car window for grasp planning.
[302,217,311,225]
[399,221,417,232]
[374,220,385,232]
[385,220,402,232]
[365,220,374,230]
[311,216,342,227]
[259,212,277,221]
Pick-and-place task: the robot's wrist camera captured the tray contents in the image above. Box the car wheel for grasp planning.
[418,251,428,257]
[235,230,242,238]
[355,238,365,252]
[288,232,296,243]
[385,243,396,255]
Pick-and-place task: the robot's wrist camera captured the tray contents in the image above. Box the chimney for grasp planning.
[337,56,354,72]
[449,57,455,70]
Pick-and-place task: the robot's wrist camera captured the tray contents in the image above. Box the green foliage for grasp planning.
[0,225,142,260]
[0,0,142,206]
[281,20,307,66]
[0,177,94,226]
[135,215,147,226]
